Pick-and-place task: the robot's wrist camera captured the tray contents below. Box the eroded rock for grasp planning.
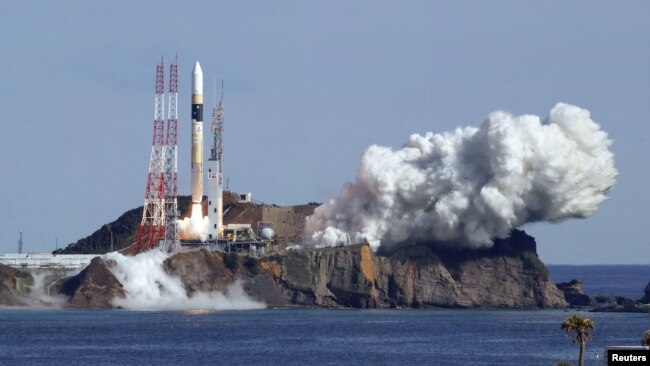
[0,263,32,306]
[556,279,592,307]
[59,257,125,308]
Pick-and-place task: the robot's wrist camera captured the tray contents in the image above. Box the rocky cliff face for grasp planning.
[0,263,32,306]
[269,229,565,308]
[166,250,289,306]
[59,229,566,309]
[59,257,125,308]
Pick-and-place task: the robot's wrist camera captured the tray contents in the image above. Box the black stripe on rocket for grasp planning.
[192,104,203,121]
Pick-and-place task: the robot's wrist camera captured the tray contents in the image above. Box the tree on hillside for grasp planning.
[561,314,595,366]
[642,329,650,346]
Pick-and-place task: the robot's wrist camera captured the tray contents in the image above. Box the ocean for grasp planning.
[0,265,648,366]
[547,265,650,300]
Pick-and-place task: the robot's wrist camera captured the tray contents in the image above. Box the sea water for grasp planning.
[0,309,647,365]
[0,265,648,366]
[547,265,650,300]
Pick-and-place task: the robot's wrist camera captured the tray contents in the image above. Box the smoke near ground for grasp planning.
[13,269,76,308]
[305,103,617,252]
[178,203,209,241]
[23,270,72,307]
[103,250,264,310]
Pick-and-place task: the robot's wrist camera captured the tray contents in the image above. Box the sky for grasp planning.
[0,1,648,264]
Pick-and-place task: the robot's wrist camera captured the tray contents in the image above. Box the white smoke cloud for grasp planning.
[11,269,78,308]
[24,270,73,307]
[305,103,617,251]
[103,250,265,310]
[178,203,209,241]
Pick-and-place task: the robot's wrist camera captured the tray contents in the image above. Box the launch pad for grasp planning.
[134,57,275,256]
[179,223,274,256]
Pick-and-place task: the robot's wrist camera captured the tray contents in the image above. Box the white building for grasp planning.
[0,253,97,269]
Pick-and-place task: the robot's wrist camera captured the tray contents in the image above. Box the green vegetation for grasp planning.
[561,315,595,366]
[53,196,195,254]
[521,250,549,278]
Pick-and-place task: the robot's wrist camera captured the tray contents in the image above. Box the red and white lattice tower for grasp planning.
[163,57,180,252]
[135,58,166,253]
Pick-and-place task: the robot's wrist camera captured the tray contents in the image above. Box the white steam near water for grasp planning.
[26,270,72,307]
[103,250,264,310]
[305,103,617,252]
[13,270,76,308]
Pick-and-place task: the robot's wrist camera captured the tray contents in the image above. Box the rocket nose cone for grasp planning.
[192,61,203,95]
[193,61,203,76]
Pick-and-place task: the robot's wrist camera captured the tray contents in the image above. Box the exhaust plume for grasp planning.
[305,103,617,251]
[178,203,209,241]
[103,250,264,310]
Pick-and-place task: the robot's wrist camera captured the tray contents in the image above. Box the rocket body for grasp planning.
[191,62,204,204]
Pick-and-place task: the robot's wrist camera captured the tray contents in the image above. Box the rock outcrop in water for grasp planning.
[59,229,567,309]
[586,277,650,313]
[554,278,650,313]
[556,279,592,307]
[590,297,650,313]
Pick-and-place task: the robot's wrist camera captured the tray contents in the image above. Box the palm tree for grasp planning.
[561,314,595,366]
[642,329,650,346]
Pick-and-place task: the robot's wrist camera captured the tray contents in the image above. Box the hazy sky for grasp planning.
[0,1,648,264]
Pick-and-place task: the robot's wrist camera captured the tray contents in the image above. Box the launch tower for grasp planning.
[135,59,166,253]
[163,58,180,252]
[135,57,180,253]
[207,81,224,240]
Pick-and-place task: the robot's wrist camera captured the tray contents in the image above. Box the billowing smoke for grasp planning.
[14,269,76,308]
[103,250,264,310]
[305,103,617,252]
[178,203,209,241]
[23,270,72,307]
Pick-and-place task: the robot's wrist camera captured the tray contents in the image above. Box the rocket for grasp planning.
[191,62,204,204]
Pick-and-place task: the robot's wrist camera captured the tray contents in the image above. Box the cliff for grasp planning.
[0,263,33,306]
[59,257,125,308]
[60,229,567,309]
[270,229,565,308]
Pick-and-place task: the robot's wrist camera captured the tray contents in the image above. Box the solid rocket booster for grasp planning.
[191,62,204,204]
